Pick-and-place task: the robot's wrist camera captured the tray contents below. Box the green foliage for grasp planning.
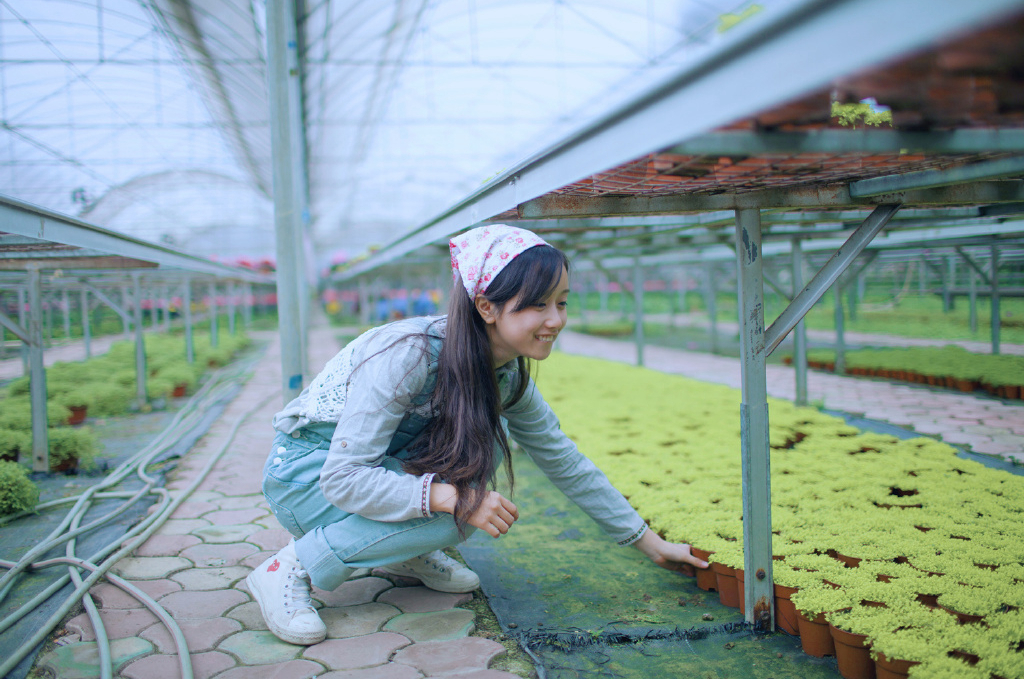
[47,427,99,472]
[831,101,893,128]
[0,428,30,461]
[0,461,39,516]
[0,399,72,429]
[536,352,1024,669]
[717,4,763,32]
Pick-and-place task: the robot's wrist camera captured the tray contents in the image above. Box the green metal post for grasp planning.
[634,256,645,367]
[991,244,1000,355]
[27,268,49,472]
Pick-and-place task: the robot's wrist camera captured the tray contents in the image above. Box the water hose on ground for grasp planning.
[0,349,274,678]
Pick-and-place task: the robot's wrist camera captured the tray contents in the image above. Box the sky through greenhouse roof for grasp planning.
[1,0,756,265]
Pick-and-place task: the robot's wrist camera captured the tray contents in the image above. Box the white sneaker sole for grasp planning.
[380,566,480,593]
[245,572,326,645]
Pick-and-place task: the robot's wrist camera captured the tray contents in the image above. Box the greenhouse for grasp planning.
[1,0,1023,677]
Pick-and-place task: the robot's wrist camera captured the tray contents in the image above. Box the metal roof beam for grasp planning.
[0,194,273,283]
[668,129,1024,156]
[518,182,1024,219]
[342,0,1024,278]
[850,156,1024,197]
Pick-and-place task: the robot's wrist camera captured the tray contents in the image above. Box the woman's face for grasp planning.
[485,266,569,367]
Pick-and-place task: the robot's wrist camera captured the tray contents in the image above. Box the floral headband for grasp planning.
[450,225,548,298]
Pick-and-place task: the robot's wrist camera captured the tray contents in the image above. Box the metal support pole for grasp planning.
[734,208,774,631]
[579,276,589,327]
[62,289,71,340]
[267,0,307,401]
[634,256,645,367]
[599,274,609,312]
[705,264,719,354]
[121,284,131,339]
[917,256,926,296]
[243,283,253,328]
[228,282,237,335]
[44,294,53,346]
[162,284,170,331]
[946,255,957,312]
[27,268,49,472]
[791,239,808,406]
[80,287,91,359]
[358,278,370,325]
[991,244,1000,355]
[183,279,194,364]
[969,267,978,335]
[764,205,900,355]
[834,285,846,375]
[132,273,147,406]
[18,287,28,375]
[209,283,219,348]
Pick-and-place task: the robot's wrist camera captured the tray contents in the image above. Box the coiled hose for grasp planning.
[0,350,274,679]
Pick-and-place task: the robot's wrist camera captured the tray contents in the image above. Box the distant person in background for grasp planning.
[247,225,708,645]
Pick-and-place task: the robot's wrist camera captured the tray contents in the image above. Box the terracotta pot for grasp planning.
[938,605,985,625]
[875,652,919,679]
[691,548,717,592]
[956,379,975,393]
[796,609,835,657]
[833,552,862,568]
[915,593,940,609]
[52,456,79,474]
[830,623,875,679]
[774,584,800,635]
[0,449,19,463]
[172,383,187,398]
[712,562,740,608]
[67,405,87,425]
[1004,385,1021,399]
[736,568,745,614]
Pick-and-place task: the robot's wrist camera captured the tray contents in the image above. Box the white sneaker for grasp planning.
[246,540,326,645]
[382,550,480,593]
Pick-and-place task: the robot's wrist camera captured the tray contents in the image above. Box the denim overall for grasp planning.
[261,336,478,591]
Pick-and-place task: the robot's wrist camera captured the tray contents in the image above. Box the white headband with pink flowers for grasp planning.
[450,225,548,298]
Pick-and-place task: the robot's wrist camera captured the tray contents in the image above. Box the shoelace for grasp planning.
[282,567,316,617]
[423,551,458,573]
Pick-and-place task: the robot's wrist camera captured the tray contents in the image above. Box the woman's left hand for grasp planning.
[633,529,709,573]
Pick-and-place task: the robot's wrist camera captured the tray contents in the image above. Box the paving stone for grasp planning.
[91,582,144,609]
[194,524,262,544]
[65,609,156,642]
[217,630,303,665]
[35,636,152,678]
[302,632,410,670]
[225,601,269,631]
[211,659,325,679]
[320,603,400,637]
[120,650,236,679]
[134,533,204,557]
[170,500,219,519]
[204,508,271,525]
[157,518,213,535]
[134,578,183,601]
[320,664,422,679]
[159,588,249,619]
[111,556,193,580]
[247,527,294,551]
[313,577,392,607]
[214,495,268,510]
[377,586,472,613]
[392,637,506,675]
[372,568,421,587]
[242,549,277,570]
[175,490,227,503]
[437,671,524,679]
[383,609,475,642]
[141,616,242,653]
[181,542,259,567]
[171,566,251,591]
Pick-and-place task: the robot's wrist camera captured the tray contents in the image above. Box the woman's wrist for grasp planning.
[429,481,458,515]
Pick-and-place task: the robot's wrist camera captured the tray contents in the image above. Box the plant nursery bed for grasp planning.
[459,450,838,679]
[526,353,1024,679]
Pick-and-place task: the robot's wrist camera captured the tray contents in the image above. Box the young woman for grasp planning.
[247,225,708,645]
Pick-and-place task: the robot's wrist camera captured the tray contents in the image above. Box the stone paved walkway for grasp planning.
[36,327,520,679]
[557,330,1024,464]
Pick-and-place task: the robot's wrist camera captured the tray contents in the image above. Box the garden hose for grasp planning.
[0,349,273,678]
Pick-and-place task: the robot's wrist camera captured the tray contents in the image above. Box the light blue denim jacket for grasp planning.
[273,316,647,546]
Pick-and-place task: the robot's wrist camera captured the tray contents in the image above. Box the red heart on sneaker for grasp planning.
[268,559,280,572]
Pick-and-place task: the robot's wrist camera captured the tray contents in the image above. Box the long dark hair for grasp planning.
[403,243,570,533]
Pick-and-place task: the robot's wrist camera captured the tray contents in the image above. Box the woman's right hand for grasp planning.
[429,484,519,538]
[468,490,519,538]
